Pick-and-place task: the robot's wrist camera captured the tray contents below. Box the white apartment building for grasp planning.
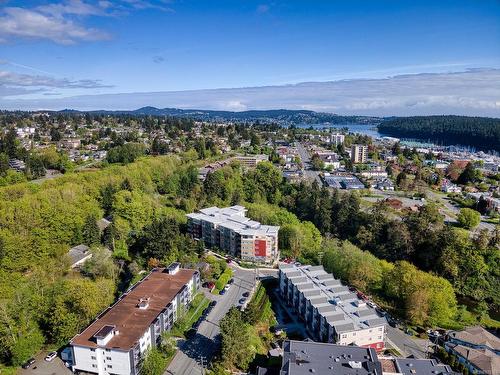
[279,264,386,351]
[351,144,368,164]
[330,133,345,146]
[187,206,279,264]
[70,263,200,375]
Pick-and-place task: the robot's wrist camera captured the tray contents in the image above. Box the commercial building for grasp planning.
[323,173,365,190]
[70,263,200,375]
[187,206,279,264]
[278,264,386,350]
[233,154,268,168]
[445,326,500,375]
[351,144,368,164]
[261,340,458,375]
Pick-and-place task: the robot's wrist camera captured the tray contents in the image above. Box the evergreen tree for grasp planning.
[82,215,100,246]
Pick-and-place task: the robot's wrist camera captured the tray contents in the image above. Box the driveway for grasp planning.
[165,266,257,375]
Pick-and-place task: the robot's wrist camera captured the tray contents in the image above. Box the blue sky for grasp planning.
[0,0,499,115]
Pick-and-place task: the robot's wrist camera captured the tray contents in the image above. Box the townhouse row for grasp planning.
[279,264,386,350]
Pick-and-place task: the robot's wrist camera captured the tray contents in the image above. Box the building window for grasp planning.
[92,364,97,368]
[106,348,111,352]
[107,365,113,369]
[106,356,112,360]
[91,356,96,360]
[90,348,95,352]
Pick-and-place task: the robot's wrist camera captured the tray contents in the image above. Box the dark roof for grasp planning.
[395,358,459,375]
[94,325,115,339]
[280,340,382,375]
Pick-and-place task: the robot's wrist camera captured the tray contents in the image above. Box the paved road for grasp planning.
[386,326,429,359]
[296,142,322,185]
[165,266,257,375]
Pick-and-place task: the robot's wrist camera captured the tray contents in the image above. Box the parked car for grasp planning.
[219,288,226,295]
[226,257,232,264]
[45,351,58,362]
[209,300,217,307]
[242,291,250,298]
[22,358,36,369]
[228,278,234,285]
[224,284,231,291]
[239,298,247,304]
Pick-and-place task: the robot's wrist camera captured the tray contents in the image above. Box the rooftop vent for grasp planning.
[348,361,363,369]
[138,297,150,309]
[165,262,180,275]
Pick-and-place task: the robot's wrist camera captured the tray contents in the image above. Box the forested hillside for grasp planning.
[0,154,497,369]
[378,115,500,151]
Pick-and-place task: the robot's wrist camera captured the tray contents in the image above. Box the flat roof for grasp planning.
[187,206,279,236]
[71,268,195,350]
[280,340,382,375]
[280,264,384,332]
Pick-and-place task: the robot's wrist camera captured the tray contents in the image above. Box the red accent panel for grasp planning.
[254,240,267,257]
[361,342,385,351]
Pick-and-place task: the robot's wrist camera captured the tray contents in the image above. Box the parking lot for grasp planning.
[18,353,71,375]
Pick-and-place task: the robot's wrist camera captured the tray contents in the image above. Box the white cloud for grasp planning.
[0,70,112,99]
[2,69,500,117]
[0,6,110,44]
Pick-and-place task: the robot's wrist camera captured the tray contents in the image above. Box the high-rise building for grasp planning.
[351,144,368,164]
[70,264,200,375]
[330,133,345,146]
[187,205,279,264]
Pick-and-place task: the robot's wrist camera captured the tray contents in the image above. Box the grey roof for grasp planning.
[187,205,279,237]
[280,340,382,375]
[333,322,356,333]
[68,244,91,265]
[395,358,459,375]
[279,263,386,333]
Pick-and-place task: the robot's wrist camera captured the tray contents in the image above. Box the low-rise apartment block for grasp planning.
[70,263,200,375]
[187,206,279,264]
[278,264,386,350]
[259,340,458,375]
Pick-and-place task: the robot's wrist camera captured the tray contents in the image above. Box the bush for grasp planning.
[457,208,481,229]
[215,267,233,292]
[141,348,167,375]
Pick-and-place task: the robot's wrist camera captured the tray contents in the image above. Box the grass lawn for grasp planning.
[171,293,210,337]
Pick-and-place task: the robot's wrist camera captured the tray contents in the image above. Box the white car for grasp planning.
[45,351,57,362]
[224,284,231,291]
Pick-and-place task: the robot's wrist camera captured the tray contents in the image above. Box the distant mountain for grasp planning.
[56,106,380,125]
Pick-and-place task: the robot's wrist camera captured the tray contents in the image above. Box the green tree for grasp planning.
[139,217,181,261]
[141,348,167,375]
[0,153,9,177]
[82,215,101,246]
[457,208,481,229]
[219,307,253,371]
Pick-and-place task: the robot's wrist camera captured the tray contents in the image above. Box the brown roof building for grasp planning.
[70,264,200,375]
[446,326,500,375]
